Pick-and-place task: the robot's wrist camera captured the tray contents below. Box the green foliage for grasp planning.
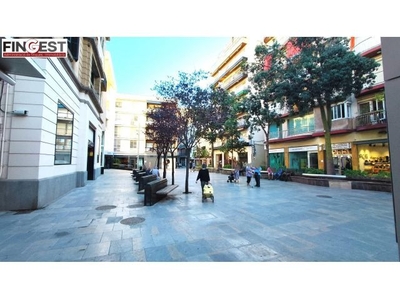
[371,171,391,179]
[250,37,379,174]
[304,167,325,174]
[343,169,369,178]
[152,70,213,149]
[193,146,210,158]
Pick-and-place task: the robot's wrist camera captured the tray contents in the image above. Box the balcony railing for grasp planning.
[220,72,247,90]
[355,110,386,127]
[211,37,247,75]
[270,124,315,139]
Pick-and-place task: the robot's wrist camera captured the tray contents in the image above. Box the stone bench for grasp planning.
[156,184,179,196]
[131,169,139,179]
[138,174,158,194]
[134,171,147,183]
[144,178,179,206]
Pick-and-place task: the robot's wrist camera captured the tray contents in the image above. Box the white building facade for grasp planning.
[0,37,108,211]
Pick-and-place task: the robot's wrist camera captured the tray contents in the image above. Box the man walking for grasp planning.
[254,165,262,187]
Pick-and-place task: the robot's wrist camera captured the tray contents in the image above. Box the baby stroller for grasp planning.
[227,171,235,183]
[202,183,214,202]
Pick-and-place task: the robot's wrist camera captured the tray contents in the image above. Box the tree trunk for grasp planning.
[319,103,335,175]
[170,151,175,185]
[211,142,215,168]
[184,148,191,193]
[162,153,168,178]
[264,127,270,168]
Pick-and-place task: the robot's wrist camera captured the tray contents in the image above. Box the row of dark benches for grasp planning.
[131,170,179,206]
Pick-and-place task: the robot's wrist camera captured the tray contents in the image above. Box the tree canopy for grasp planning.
[251,37,379,174]
[152,70,214,193]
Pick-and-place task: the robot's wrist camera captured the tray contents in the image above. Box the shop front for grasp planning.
[356,141,390,174]
[332,142,353,175]
[269,148,285,169]
[288,146,318,171]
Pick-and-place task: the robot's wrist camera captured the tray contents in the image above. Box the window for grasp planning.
[288,115,315,135]
[146,142,154,151]
[269,123,281,139]
[358,94,386,123]
[55,101,74,165]
[130,140,137,149]
[331,102,350,120]
[65,37,80,61]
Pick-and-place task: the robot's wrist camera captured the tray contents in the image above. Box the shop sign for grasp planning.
[269,148,284,153]
[289,146,318,152]
[332,143,351,150]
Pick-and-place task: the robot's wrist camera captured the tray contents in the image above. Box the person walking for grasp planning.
[196,163,210,199]
[246,164,254,187]
[253,165,262,187]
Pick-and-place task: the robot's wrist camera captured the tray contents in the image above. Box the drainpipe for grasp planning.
[0,81,10,178]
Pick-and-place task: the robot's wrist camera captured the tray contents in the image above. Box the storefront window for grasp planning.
[289,152,308,170]
[358,143,390,173]
[55,101,74,165]
[269,153,284,169]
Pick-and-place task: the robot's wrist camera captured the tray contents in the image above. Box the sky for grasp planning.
[106,37,231,96]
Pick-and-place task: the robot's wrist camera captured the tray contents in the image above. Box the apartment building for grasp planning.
[208,36,388,174]
[210,37,266,168]
[110,94,163,171]
[0,37,108,211]
[267,37,389,174]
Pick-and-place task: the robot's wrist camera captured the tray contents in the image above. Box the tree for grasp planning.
[270,37,379,174]
[145,102,181,183]
[153,70,213,193]
[219,101,248,167]
[202,87,237,167]
[193,145,210,160]
[241,42,287,167]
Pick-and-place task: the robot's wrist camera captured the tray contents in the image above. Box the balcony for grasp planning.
[212,56,247,86]
[270,124,315,141]
[355,110,387,130]
[220,72,247,90]
[211,37,247,76]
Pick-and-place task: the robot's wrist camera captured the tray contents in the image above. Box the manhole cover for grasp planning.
[120,217,145,225]
[127,203,143,208]
[316,195,333,198]
[96,205,117,210]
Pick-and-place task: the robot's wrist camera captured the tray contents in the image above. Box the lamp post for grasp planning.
[137,123,140,170]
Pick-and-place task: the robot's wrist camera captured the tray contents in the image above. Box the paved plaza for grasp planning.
[0,168,398,262]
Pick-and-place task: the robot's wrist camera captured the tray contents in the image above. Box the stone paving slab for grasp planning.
[0,168,398,262]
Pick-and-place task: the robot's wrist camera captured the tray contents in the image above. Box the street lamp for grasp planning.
[137,123,140,169]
